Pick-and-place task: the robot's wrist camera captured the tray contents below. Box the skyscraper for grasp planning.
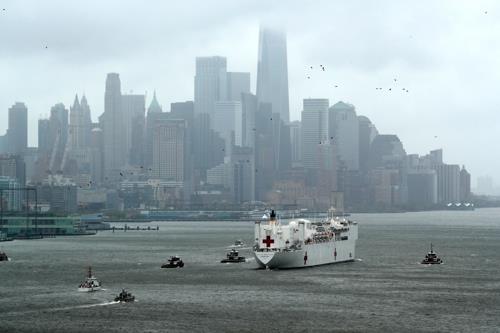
[256,27,290,124]
[152,119,187,182]
[229,146,255,203]
[369,135,406,170]
[226,72,250,101]
[170,101,195,192]
[435,164,460,203]
[241,93,258,148]
[38,118,51,154]
[459,166,471,202]
[90,127,104,185]
[69,94,92,150]
[358,116,378,173]
[194,56,227,117]
[329,102,360,171]
[100,73,126,174]
[122,94,145,166]
[0,135,6,154]
[289,121,302,165]
[6,102,28,154]
[48,103,69,173]
[145,92,164,168]
[213,101,242,149]
[301,99,329,169]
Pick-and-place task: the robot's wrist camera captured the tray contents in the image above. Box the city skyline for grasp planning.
[1,1,499,184]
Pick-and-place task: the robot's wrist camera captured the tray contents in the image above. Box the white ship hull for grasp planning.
[254,238,355,269]
[253,209,358,269]
[78,286,102,292]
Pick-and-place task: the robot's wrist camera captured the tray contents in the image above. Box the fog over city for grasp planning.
[3,3,500,332]
[1,0,499,184]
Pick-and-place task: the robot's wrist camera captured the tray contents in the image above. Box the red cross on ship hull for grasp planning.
[262,235,274,248]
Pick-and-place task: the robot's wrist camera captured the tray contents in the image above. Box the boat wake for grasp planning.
[52,301,120,311]
[355,258,363,262]
[225,246,252,251]
[4,301,121,316]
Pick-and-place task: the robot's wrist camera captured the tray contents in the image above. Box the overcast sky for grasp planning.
[1,0,499,185]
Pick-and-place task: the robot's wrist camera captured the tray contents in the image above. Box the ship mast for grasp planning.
[269,210,277,225]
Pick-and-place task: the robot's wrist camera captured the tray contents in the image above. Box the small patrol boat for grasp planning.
[114,289,135,303]
[421,244,443,264]
[233,239,244,247]
[0,251,8,261]
[78,266,102,292]
[161,256,184,268]
[221,249,246,263]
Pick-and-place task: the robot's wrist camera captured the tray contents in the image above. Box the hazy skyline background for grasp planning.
[1,0,499,185]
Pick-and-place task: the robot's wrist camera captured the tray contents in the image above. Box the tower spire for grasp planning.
[72,94,80,108]
[148,90,162,113]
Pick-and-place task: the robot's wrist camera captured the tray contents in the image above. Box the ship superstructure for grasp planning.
[78,266,102,292]
[253,209,358,269]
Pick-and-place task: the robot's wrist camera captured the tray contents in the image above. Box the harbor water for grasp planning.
[1,208,500,332]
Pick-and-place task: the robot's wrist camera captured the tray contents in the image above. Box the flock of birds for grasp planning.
[306,64,410,94]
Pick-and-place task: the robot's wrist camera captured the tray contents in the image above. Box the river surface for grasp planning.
[1,208,500,332]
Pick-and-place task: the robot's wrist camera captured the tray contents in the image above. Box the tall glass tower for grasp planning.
[256,27,290,124]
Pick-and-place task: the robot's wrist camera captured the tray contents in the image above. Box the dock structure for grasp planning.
[111,225,160,232]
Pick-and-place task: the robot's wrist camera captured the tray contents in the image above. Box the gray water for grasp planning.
[1,209,500,332]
